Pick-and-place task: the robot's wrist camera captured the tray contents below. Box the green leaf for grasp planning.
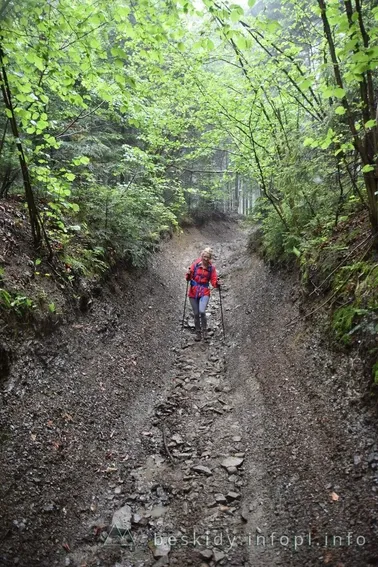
[292,246,301,257]
[335,106,346,115]
[303,137,314,147]
[234,35,248,50]
[248,0,256,6]
[15,93,27,103]
[18,83,32,94]
[362,164,374,173]
[66,173,75,181]
[193,40,203,51]
[230,9,242,22]
[115,73,125,85]
[267,20,281,32]
[48,303,56,313]
[300,78,313,89]
[72,156,90,166]
[36,120,48,130]
[89,38,101,49]
[333,88,345,99]
[365,119,376,129]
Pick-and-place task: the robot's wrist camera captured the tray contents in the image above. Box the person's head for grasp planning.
[201,247,212,266]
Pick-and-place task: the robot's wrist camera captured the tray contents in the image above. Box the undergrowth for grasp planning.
[248,198,378,388]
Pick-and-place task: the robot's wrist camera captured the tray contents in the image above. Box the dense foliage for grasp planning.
[1,0,378,370]
[1,0,378,256]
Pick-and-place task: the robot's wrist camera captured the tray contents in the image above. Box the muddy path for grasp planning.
[0,221,377,567]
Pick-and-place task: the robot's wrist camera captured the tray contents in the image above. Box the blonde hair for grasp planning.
[202,247,213,259]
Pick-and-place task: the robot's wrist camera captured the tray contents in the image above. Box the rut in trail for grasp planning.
[0,221,377,567]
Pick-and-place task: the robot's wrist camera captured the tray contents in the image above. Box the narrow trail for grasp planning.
[0,221,377,567]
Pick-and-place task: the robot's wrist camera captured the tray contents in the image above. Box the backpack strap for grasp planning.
[191,261,212,287]
[193,261,201,280]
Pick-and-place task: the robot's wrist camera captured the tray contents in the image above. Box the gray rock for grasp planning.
[200,549,213,559]
[153,536,171,558]
[227,491,240,500]
[192,465,213,476]
[213,549,226,562]
[221,457,244,469]
[215,494,227,504]
[111,504,132,531]
[132,513,143,524]
[150,506,168,518]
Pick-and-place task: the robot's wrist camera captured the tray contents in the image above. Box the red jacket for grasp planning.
[186,258,218,298]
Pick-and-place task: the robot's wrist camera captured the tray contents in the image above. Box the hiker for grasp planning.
[185,247,220,341]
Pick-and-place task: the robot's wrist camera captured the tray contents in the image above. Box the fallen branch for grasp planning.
[161,425,175,464]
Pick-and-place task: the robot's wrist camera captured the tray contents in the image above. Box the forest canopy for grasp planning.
[1,0,378,267]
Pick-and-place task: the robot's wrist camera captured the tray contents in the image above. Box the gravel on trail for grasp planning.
[0,221,377,567]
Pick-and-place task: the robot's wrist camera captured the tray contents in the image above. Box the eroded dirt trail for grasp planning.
[1,222,377,567]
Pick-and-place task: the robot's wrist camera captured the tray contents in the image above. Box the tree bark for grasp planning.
[318,0,378,241]
[0,43,42,248]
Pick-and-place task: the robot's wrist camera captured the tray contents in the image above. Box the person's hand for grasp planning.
[217,278,221,289]
[185,268,191,281]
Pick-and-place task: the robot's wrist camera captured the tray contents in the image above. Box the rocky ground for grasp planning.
[0,221,378,567]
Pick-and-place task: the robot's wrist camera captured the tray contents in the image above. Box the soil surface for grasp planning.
[0,221,378,567]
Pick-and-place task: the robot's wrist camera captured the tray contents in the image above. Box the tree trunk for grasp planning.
[0,43,42,248]
[364,171,378,239]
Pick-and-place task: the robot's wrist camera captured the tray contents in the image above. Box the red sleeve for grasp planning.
[186,260,196,280]
[210,264,218,287]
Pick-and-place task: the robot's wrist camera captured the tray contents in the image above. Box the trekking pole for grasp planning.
[218,285,226,339]
[181,280,189,330]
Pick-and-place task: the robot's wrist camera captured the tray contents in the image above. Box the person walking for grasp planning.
[185,247,220,341]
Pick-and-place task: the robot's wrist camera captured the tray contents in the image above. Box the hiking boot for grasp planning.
[194,331,202,341]
[200,313,208,341]
[202,329,208,341]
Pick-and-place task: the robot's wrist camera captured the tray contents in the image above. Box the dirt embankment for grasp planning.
[0,221,377,567]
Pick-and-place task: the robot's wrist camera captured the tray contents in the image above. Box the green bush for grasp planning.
[0,289,36,318]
